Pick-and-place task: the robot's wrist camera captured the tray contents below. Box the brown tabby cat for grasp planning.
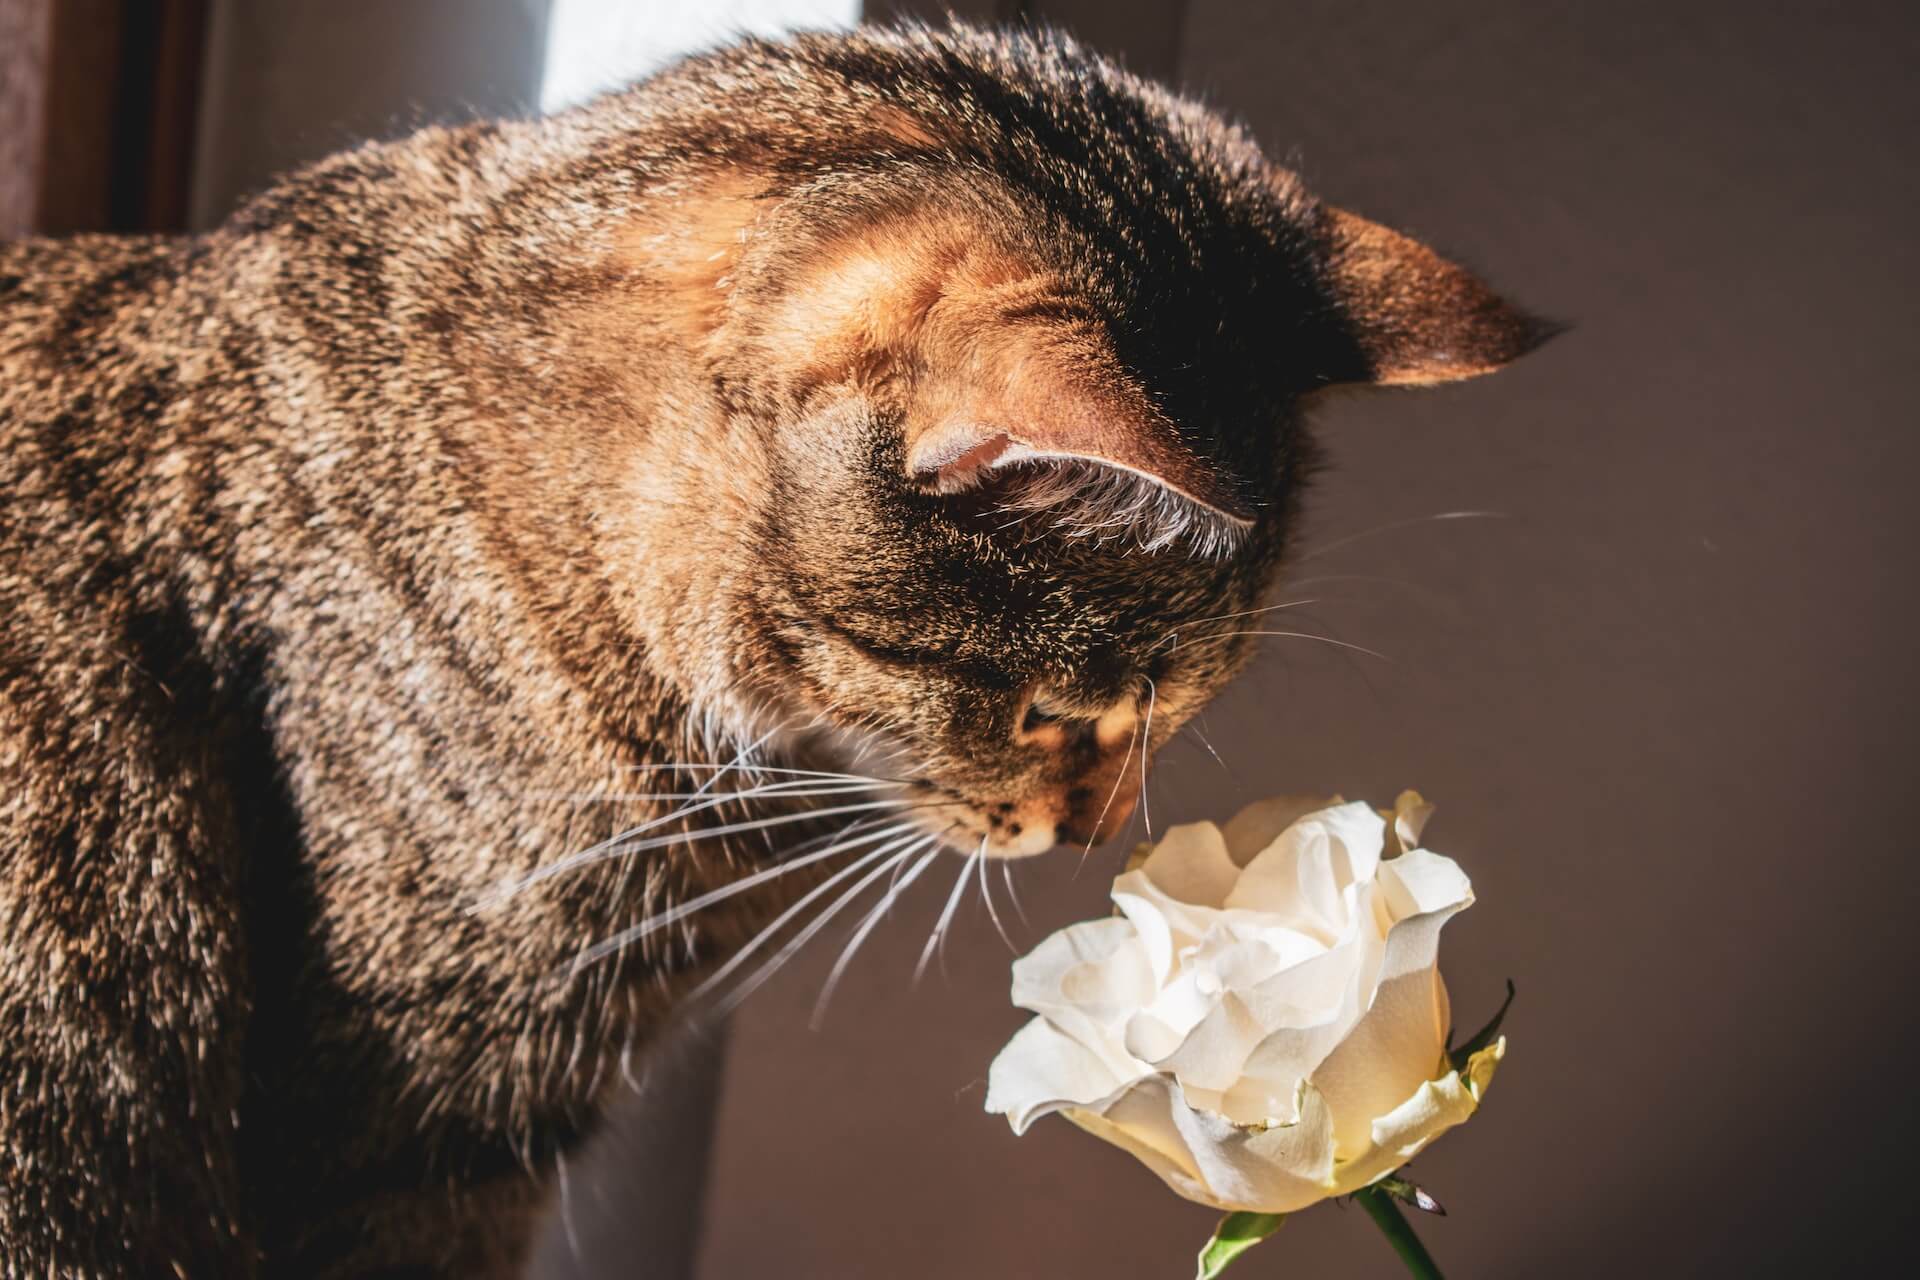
[0,22,1547,1278]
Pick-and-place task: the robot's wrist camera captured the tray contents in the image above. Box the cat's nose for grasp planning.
[1009,690,1143,849]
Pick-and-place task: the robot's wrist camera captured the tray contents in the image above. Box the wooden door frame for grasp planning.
[0,0,209,238]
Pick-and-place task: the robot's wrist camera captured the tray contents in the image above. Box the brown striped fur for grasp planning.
[0,24,1543,1276]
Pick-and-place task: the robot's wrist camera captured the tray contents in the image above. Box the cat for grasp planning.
[0,22,1548,1278]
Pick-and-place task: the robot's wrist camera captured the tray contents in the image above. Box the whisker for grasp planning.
[560,820,905,972]
[1173,597,1320,630]
[1079,721,1140,872]
[1174,629,1392,663]
[809,832,949,1028]
[500,797,934,902]
[686,827,923,1004]
[522,780,899,805]
[1295,510,1506,563]
[1186,719,1230,775]
[977,842,1017,953]
[694,724,782,799]
[617,763,904,785]
[1000,858,1030,928]
[915,838,984,985]
[1139,676,1157,839]
[713,839,924,1017]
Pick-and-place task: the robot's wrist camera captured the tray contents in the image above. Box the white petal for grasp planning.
[1376,847,1474,922]
[1148,991,1267,1092]
[1221,795,1343,867]
[1010,917,1154,1083]
[1069,1074,1341,1214]
[1331,1038,1505,1195]
[1138,820,1241,907]
[1306,886,1469,1156]
[985,1017,1137,1134]
[1217,921,1385,1125]
[1227,802,1384,929]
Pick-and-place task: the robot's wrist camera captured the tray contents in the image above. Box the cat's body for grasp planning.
[0,25,1542,1277]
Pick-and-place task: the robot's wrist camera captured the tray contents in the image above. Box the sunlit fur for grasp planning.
[0,21,1541,1277]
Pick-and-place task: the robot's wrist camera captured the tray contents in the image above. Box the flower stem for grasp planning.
[1353,1187,1444,1279]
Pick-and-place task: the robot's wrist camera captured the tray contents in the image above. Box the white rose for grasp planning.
[985,793,1503,1215]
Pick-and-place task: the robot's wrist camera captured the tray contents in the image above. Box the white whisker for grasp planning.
[619,763,901,785]
[563,825,895,970]
[526,780,902,805]
[1080,721,1140,869]
[810,834,948,1028]
[687,827,924,1005]
[1295,510,1505,562]
[1175,629,1392,663]
[1139,676,1157,839]
[1186,718,1230,775]
[713,838,924,1017]
[915,838,984,985]
[1000,859,1029,928]
[502,797,923,903]
[563,820,910,975]
[977,841,1016,953]
[1173,597,1320,631]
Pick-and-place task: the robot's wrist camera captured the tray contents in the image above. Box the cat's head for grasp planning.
[525,26,1549,857]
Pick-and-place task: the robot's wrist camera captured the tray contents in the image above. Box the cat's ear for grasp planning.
[902,339,1256,525]
[1318,206,1556,387]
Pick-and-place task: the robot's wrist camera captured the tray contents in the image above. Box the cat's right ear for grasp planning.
[1316,206,1557,387]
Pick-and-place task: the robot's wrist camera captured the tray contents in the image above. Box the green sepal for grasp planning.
[1447,980,1515,1073]
[1195,1211,1285,1279]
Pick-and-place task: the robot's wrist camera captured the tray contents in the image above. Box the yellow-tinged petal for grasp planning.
[1068,1075,1342,1214]
[1220,795,1343,867]
[1330,1038,1506,1196]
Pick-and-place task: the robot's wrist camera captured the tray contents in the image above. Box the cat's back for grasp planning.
[0,233,181,367]
[0,232,193,506]
[0,234,209,744]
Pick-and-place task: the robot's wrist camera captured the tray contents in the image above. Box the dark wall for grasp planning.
[696,3,1920,1276]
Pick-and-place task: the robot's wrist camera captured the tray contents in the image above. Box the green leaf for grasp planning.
[1447,979,1515,1073]
[1195,1211,1285,1279]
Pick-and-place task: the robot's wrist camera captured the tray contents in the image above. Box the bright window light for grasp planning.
[541,0,861,112]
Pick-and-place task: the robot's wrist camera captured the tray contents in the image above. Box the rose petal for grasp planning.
[985,1017,1137,1134]
[1010,917,1155,1082]
[1227,802,1385,930]
[1069,1074,1341,1214]
[1138,820,1242,907]
[1330,1038,1505,1195]
[1147,991,1267,1091]
[1387,790,1435,856]
[1306,873,1471,1156]
[1376,848,1474,922]
[1215,907,1388,1125]
[1221,795,1343,867]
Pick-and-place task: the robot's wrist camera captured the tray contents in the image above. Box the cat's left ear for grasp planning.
[902,337,1257,524]
[1317,206,1558,387]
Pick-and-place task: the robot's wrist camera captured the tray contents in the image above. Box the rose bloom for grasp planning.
[986,793,1503,1214]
